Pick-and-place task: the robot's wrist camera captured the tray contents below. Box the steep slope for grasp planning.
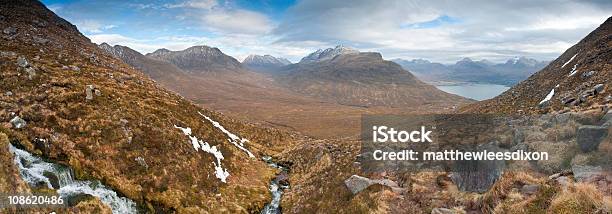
[464,16,612,114]
[393,57,548,86]
[146,45,243,73]
[0,1,295,212]
[242,54,291,74]
[278,47,472,107]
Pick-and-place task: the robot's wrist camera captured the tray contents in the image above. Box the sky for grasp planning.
[41,0,611,63]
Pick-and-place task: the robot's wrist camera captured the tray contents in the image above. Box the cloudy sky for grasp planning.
[42,0,611,63]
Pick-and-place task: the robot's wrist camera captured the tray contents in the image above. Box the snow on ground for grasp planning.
[539,88,555,105]
[198,112,255,158]
[175,125,230,183]
[561,53,577,68]
[569,64,579,76]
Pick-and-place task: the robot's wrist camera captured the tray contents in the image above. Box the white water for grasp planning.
[261,156,289,214]
[9,144,139,214]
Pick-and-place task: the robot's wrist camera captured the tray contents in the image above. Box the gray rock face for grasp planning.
[10,116,26,129]
[576,125,608,152]
[581,70,596,78]
[572,165,604,182]
[17,56,29,67]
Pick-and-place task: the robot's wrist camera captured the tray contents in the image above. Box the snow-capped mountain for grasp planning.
[298,45,360,64]
[242,54,291,73]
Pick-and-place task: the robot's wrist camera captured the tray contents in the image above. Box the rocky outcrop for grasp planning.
[344,174,404,195]
[576,125,608,152]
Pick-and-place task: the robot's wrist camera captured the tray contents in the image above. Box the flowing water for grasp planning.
[9,144,139,214]
[261,156,289,214]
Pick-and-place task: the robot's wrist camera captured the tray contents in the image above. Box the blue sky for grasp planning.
[42,0,611,63]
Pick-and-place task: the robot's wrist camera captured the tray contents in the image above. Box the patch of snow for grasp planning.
[555,84,560,88]
[569,64,578,76]
[539,89,555,105]
[175,125,229,183]
[561,54,577,68]
[198,112,255,158]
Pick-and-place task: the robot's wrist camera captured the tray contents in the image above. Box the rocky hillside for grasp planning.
[393,57,549,86]
[278,47,472,107]
[464,16,612,114]
[0,0,296,212]
[146,45,243,73]
[242,54,291,74]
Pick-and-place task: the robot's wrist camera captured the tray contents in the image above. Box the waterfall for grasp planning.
[9,144,139,214]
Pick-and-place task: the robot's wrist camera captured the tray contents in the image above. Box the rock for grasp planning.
[16,56,29,68]
[581,70,595,78]
[274,171,290,186]
[33,138,50,155]
[69,65,80,71]
[33,36,49,44]
[32,19,47,28]
[344,175,373,194]
[85,85,94,100]
[581,89,596,97]
[94,89,101,96]
[538,99,550,108]
[24,67,36,79]
[603,110,612,126]
[606,95,612,103]
[9,116,26,129]
[5,91,12,96]
[0,51,16,57]
[451,143,505,193]
[431,208,457,214]
[576,125,608,152]
[555,176,573,190]
[520,184,539,195]
[64,193,97,207]
[43,170,60,189]
[2,27,16,35]
[134,156,148,169]
[594,84,605,94]
[560,95,576,106]
[572,165,604,182]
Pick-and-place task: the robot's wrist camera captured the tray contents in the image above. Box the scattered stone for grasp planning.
[576,125,608,152]
[555,176,573,190]
[560,95,576,106]
[2,27,16,35]
[594,84,605,94]
[4,91,12,96]
[520,184,539,195]
[85,85,94,100]
[33,36,49,44]
[32,19,47,28]
[16,56,29,68]
[606,95,612,103]
[134,156,148,169]
[9,116,26,129]
[274,171,290,186]
[0,51,16,57]
[581,70,595,78]
[120,119,129,124]
[69,65,80,71]
[24,67,36,79]
[431,208,457,214]
[581,89,596,97]
[94,89,101,96]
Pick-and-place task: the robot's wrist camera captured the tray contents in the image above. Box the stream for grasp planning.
[9,144,139,214]
[261,156,289,214]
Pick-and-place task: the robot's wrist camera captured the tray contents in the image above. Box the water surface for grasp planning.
[435,83,510,101]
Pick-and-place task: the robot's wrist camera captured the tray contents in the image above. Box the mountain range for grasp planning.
[146,45,243,73]
[393,57,549,86]
[242,54,291,73]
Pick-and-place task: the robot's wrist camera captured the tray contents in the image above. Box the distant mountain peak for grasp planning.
[146,45,242,73]
[299,45,360,63]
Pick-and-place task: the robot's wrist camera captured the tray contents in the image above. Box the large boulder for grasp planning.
[576,125,608,152]
[450,143,506,193]
[344,175,374,194]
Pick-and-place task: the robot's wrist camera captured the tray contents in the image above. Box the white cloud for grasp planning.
[201,9,274,35]
[76,20,117,33]
[165,0,218,10]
